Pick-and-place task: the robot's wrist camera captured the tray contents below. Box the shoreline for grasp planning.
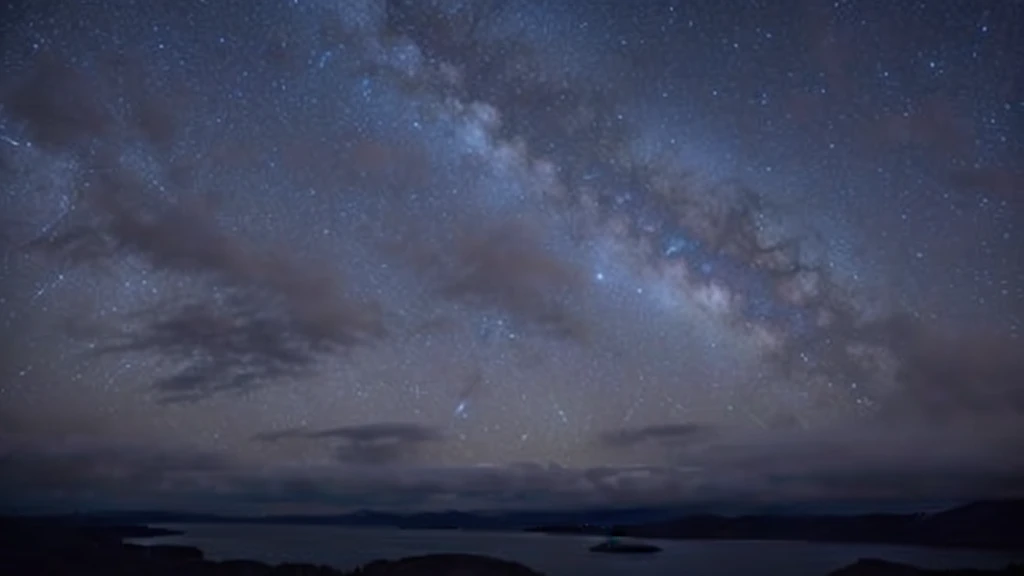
[140,519,1024,554]
[3,516,1022,576]
[523,526,1024,553]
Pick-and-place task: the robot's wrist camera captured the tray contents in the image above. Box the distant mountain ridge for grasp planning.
[49,499,1024,550]
[51,506,693,530]
[529,499,1024,551]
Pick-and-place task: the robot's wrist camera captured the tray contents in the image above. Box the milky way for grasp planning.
[1,0,1022,513]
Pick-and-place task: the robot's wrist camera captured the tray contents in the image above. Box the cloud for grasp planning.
[0,437,231,512]
[308,4,595,341]
[4,424,1024,514]
[593,318,1024,505]
[280,133,431,196]
[708,309,1024,501]
[254,423,444,465]
[12,57,387,401]
[705,424,1024,504]
[381,0,824,286]
[599,423,716,449]
[0,438,598,513]
[948,165,1023,203]
[441,220,588,339]
[0,429,680,513]
[29,178,386,401]
[1,52,113,151]
[4,1,1022,518]
[874,93,973,155]
[777,308,1024,431]
[394,216,589,340]
[602,415,1024,507]
[222,461,688,512]
[1,50,190,153]
[95,292,354,403]
[878,325,1024,426]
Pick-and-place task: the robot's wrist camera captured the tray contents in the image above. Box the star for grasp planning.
[0,0,1020,514]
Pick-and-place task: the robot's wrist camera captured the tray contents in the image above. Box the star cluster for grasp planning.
[0,0,1022,513]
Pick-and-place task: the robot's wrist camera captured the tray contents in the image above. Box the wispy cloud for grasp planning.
[254,423,445,465]
[3,425,1023,514]
[11,55,388,402]
[2,52,113,151]
[598,423,716,449]
[395,216,590,340]
[441,220,588,340]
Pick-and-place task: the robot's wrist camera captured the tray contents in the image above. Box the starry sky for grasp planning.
[1,0,1022,514]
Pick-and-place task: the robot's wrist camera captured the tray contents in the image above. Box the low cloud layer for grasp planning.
[254,423,444,465]
[599,423,716,450]
[4,407,1023,515]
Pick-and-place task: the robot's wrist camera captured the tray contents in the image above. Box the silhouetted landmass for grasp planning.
[30,500,1024,552]
[35,500,1024,551]
[526,500,1024,551]
[1,516,1022,576]
[827,559,1024,576]
[0,516,543,575]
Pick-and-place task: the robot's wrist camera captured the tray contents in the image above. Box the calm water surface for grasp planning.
[135,524,1023,576]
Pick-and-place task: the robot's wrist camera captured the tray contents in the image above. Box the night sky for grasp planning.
[1,0,1022,514]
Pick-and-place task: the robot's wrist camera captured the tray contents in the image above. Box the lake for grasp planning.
[134,524,1024,576]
